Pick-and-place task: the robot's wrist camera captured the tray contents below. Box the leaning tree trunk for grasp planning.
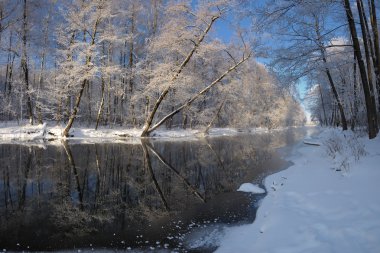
[204,98,226,134]
[344,0,377,139]
[62,80,86,137]
[145,52,251,135]
[141,14,220,137]
[314,15,348,130]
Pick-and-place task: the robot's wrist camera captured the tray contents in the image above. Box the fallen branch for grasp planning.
[303,140,321,146]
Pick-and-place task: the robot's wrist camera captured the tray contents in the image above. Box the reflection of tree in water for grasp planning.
[0,128,306,250]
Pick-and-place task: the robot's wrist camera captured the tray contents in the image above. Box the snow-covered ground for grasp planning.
[216,128,380,253]
[0,121,298,143]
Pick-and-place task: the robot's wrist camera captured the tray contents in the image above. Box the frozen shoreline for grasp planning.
[216,128,380,253]
[0,121,307,143]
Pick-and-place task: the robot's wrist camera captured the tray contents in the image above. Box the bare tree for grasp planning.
[343,0,378,139]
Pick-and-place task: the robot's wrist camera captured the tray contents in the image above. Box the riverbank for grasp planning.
[217,128,380,253]
[0,121,304,142]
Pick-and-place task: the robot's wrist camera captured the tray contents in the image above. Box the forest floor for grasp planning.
[216,128,380,253]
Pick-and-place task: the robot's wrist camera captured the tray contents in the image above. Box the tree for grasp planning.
[59,0,110,137]
[258,1,349,129]
[343,0,378,139]
[0,0,308,133]
[367,0,380,113]
[140,2,224,136]
[21,0,34,125]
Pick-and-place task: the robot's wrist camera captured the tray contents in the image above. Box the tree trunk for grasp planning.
[22,0,33,125]
[86,80,92,126]
[204,98,226,134]
[62,16,100,136]
[314,15,347,130]
[356,0,379,132]
[62,80,86,137]
[351,53,359,130]
[128,5,136,127]
[35,10,50,125]
[344,0,378,139]
[141,14,220,136]
[368,0,380,113]
[4,50,10,95]
[36,53,45,124]
[95,77,105,130]
[146,53,251,135]
[318,84,328,126]
[95,42,108,130]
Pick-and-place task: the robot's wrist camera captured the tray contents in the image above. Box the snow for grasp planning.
[216,128,380,253]
[0,122,47,141]
[0,121,301,144]
[237,183,266,194]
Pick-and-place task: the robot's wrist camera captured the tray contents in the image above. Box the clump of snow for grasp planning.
[237,183,265,194]
[216,129,380,253]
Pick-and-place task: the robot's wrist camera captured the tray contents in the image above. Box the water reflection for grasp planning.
[0,128,310,251]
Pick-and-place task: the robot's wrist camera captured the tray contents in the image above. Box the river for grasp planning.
[0,127,316,252]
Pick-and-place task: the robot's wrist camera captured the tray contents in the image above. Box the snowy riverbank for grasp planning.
[216,128,380,253]
[0,121,300,143]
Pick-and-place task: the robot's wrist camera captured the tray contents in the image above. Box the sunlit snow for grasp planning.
[216,129,380,253]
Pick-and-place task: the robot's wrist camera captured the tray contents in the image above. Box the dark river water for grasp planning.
[0,127,315,252]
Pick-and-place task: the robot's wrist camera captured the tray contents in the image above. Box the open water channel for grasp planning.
[0,127,316,252]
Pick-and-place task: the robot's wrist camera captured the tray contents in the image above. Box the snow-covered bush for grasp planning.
[323,130,367,171]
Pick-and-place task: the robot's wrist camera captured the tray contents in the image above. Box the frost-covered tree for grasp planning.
[0,0,308,132]
[137,0,253,136]
[56,0,113,136]
[256,1,349,130]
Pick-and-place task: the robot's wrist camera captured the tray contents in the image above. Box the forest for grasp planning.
[0,0,306,137]
[0,0,379,139]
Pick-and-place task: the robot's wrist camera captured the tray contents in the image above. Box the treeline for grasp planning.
[0,0,305,137]
[261,0,380,139]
